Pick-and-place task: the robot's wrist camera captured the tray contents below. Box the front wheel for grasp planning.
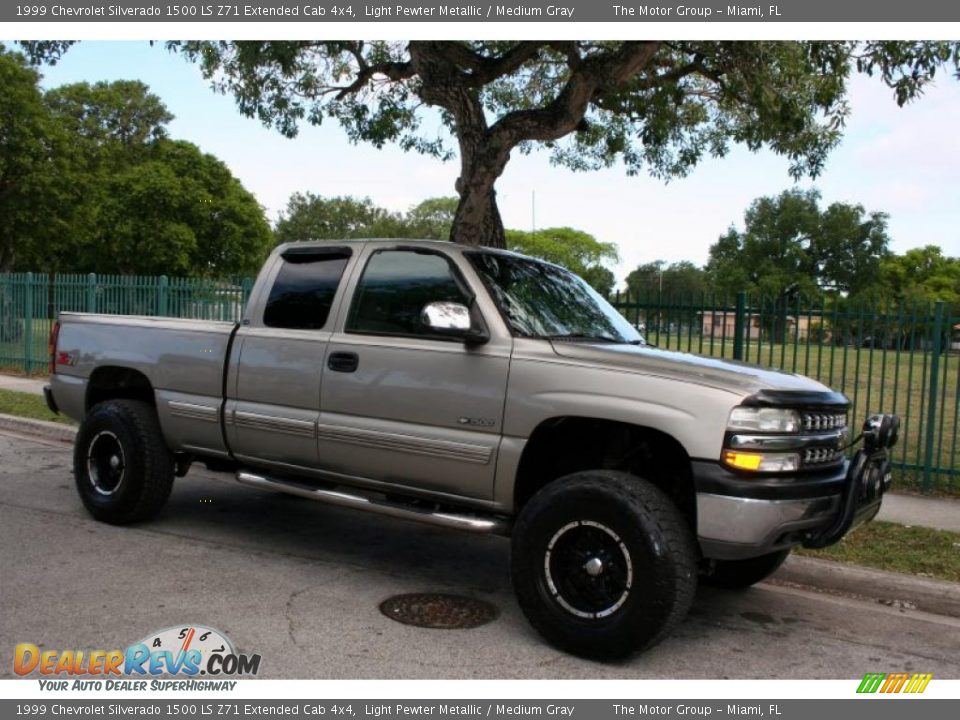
[74,399,174,525]
[700,550,790,590]
[511,471,697,660]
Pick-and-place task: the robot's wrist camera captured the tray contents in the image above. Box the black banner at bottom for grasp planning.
[1,700,957,720]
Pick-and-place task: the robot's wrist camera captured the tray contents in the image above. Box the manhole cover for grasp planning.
[379,593,498,629]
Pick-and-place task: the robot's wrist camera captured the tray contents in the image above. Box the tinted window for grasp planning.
[263,251,350,330]
[347,250,470,336]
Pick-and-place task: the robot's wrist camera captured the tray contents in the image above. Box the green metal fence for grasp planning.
[0,273,253,375]
[1,273,958,493]
[611,290,960,494]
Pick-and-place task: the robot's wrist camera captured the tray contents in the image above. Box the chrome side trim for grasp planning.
[236,471,511,535]
[316,423,493,465]
[231,411,316,438]
[168,401,219,424]
[696,492,840,547]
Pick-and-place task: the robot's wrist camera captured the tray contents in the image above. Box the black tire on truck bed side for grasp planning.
[73,399,175,525]
[511,470,698,660]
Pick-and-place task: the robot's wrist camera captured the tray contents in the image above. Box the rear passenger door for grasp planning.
[317,246,511,501]
[226,247,353,470]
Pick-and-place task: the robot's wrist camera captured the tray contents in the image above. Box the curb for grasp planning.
[772,555,960,618]
[0,413,76,444]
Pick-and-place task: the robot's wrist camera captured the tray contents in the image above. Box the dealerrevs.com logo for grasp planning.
[14,625,260,691]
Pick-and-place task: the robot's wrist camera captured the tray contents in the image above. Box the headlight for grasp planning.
[727,406,802,433]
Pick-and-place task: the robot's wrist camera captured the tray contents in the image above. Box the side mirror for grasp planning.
[421,301,489,344]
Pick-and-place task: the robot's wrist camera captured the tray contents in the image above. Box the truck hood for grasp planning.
[549,341,837,397]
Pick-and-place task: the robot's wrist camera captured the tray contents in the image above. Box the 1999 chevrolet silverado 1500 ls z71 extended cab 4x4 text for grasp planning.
[46,239,899,659]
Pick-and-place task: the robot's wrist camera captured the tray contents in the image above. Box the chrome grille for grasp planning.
[803,446,844,465]
[801,411,847,433]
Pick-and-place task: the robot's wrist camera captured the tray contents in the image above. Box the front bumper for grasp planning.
[694,451,890,561]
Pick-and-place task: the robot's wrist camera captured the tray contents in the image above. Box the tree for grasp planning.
[404,196,458,239]
[0,45,62,271]
[274,193,405,243]
[97,140,273,276]
[880,246,960,306]
[3,73,273,276]
[705,189,891,299]
[626,260,708,298]
[44,80,172,152]
[505,227,619,293]
[24,41,960,249]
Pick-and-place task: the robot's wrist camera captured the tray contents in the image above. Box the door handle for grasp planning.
[327,351,359,373]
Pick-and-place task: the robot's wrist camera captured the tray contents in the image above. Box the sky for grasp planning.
[25,40,960,284]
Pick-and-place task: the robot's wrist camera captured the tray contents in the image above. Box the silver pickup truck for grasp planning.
[46,239,899,659]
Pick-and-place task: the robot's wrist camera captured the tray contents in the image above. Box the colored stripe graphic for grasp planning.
[857,672,932,694]
[857,673,886,693]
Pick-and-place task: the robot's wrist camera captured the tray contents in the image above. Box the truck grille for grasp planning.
[799,410,847,469]
[803,446,845,466]
[801,411,847,432]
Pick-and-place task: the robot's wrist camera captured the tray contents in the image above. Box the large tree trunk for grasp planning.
[450,185,505,248]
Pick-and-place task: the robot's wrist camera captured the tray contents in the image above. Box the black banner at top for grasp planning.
[5,0,960,23]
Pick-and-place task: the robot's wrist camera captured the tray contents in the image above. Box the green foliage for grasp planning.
[2,58,272,276]
[44,80,172,151]
[404,197,458,240]
[505,227,619,294]
[20,40,960,247]
[0,45,62,271]
[705,188,891,298]
[274,193,406,243]
[879,246,960,306]
[626,260,708,299]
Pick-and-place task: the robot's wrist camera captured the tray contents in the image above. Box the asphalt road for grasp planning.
[2,431,958,680]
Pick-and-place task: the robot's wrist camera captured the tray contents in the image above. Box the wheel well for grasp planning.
[514,417,696,527]
[86,366,155,412]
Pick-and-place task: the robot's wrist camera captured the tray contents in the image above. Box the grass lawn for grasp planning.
[797,520,960,583]
[0,388,75,425]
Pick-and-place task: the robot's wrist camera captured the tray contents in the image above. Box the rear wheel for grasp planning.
[511,471,697,660]
[701,550,790,590]
[74,399,174,525]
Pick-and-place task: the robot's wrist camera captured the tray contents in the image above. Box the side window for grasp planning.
[263,251,351,330]
[347,249,470,337]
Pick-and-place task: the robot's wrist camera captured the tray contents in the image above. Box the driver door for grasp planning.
[317,246,511,501]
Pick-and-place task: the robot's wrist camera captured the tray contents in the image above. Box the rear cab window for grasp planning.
[263,248,352,330]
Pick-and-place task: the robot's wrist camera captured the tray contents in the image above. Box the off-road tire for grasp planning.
[701,550,790,590]
[511,470,698,660]
[74,399,174,525]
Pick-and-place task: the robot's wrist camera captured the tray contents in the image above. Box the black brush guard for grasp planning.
[803,414,900,549]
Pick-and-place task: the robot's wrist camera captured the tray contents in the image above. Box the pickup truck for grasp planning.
[46,239,899,660]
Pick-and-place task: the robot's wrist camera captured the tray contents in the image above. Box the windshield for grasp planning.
[467,252,644,344]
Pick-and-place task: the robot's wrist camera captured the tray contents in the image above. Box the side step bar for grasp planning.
[236,471,512,536]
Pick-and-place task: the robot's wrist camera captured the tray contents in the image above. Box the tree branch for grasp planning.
[490,41,662,145]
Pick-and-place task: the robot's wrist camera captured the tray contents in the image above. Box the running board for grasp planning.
[236,471,512,535]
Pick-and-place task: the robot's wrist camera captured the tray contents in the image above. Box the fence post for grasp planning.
[733,291,746,361]
[158,275,169,317]
[86,273,97,313]
[922,301,945,492]
[24,272,34,374]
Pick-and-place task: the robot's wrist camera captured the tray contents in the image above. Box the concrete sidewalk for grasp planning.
[877,492,960,533]
[0,373,45,395]
[2,371,958,533]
